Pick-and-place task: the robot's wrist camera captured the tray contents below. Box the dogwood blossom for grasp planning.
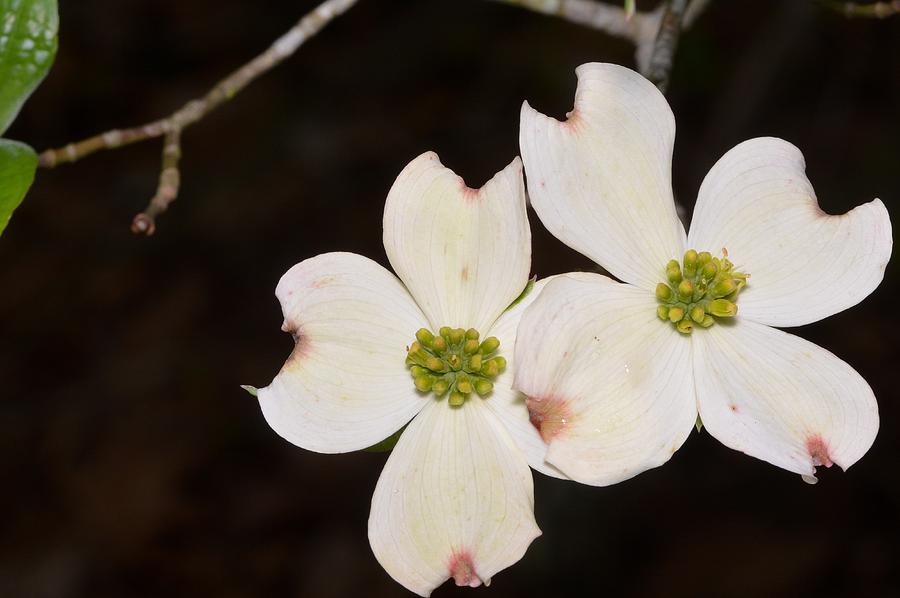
[256,152,565,596]
[515,63,892,485]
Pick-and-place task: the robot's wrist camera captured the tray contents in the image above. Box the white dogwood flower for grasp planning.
[256,152,565,596]
[515,63,892,485]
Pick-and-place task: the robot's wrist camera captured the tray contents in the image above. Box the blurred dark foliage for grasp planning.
[1,0,898,596]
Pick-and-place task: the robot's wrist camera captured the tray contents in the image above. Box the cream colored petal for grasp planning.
[485,277,568,480]
[519,62,686,290]
[512,273,697,486]
[688,137,892,327]
[257,252,430,453]
[383,152,531,333]
[368,398,541,597]
[694,319,879,483]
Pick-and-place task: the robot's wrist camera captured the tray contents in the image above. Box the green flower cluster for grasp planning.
[656,249,748,334]
[406,327,506,407]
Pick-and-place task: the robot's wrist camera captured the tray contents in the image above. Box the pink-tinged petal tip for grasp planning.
[512,273,697,486]
[519,63,686,291]
[525,396,570,443]
[383,152,530,333]
[694,320,878,482]
[368,399,539,596]
[801,435,835,484]
[449,552,484,588]
[807,434,834,469]
[258,252,430,454]
[688,137,892,327]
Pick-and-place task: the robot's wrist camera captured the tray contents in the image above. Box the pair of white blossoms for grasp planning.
[256,64,892,596]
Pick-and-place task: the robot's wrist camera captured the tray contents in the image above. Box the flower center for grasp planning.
[655,249,748,334]
[406,327,506,407]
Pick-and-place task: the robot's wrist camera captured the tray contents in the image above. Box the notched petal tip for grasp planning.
[406,151,523,203]
[807,433,834,469]
[519,63,683,290]
[449,552,484,589]
[280,318,304,342]
[459,154,525,204]
[525,395,571,443]
[520,93,579,129]
[369,401,536,597]
[384,147,530,334]
[801,434,836,485]
[278,329,311,372]
[259,252,429,454]
[689,139,892,327]
[463,155,525,205]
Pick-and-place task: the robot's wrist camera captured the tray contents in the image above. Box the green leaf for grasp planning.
[240,384,259,397]
[0,138,37,236]
[0,0,59,135]
[364,424,408,453]
[504,276,537,312]
[695,414,703,433]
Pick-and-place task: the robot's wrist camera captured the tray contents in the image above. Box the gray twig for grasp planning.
[39,0,358,234]
[494,0,711,82]
[821,0,900,18]
[646,0,689,93]
[131,128,182,235]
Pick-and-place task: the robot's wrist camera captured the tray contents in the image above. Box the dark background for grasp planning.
[2,0,898,596]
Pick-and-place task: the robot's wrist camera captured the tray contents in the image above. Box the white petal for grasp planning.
[258,252,430,453]
[519,62,686,290]
[484,277,568,480]
[694,319,879,481]
[383,152,531,333]
[688,137,892,327]
[512,273,697,486]
[368,398,540,597]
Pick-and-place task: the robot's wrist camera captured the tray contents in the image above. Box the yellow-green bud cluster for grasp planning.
[406,327,506,407]
[656,249,747,334]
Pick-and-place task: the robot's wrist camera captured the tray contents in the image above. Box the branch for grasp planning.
[682,0,711,27]
[821,0,900,18]
[490,0,658,39]
[492,0,709,78]
[38,0,359,235]
[132,128,181,234]
[492,0,666,73]
[645,0,689,93]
